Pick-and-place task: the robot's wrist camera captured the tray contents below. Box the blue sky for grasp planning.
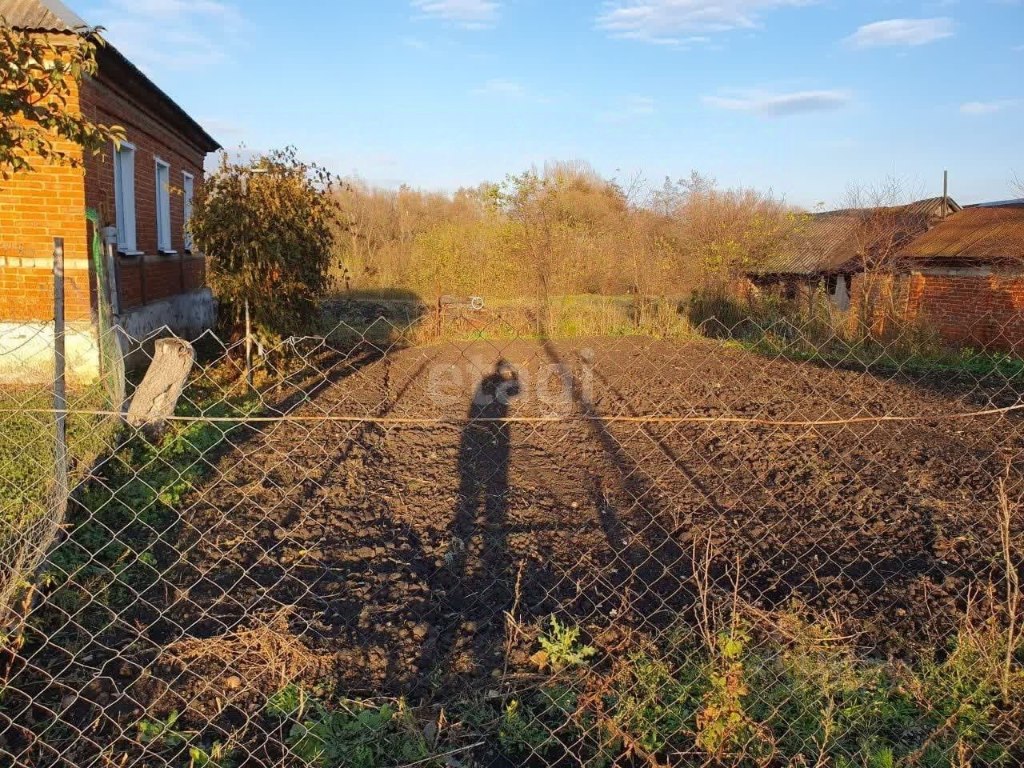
[80,0,1023,208]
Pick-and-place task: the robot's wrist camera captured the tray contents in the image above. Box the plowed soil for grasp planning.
[159,339,1022,699]
[11,337,1023,766]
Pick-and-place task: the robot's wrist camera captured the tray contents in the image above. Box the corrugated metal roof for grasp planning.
[970,198,1024,209]
[900,206,1024,266]
[0,0,87,31]
[754,197,959,276]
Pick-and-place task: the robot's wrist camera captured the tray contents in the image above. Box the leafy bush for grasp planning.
[191,147,339,341]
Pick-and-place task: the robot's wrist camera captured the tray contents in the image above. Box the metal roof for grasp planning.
[753,197,960,277]
[899,206,1024,266]
[969,198,1024,209]
[0,0,86,30]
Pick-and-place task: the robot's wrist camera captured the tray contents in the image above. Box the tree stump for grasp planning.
[126,338,195,434]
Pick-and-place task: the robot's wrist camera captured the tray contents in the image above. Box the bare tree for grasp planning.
[842,178,931,339]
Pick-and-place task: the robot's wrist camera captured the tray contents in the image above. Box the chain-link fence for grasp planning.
[1,292,1022,768]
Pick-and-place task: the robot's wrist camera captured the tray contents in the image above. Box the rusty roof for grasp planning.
[899,205,1024,266]
[0,0,86,30]
[753,197,960,277]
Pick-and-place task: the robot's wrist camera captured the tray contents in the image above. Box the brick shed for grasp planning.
[850,203,1024,355]
[0,0,220,382]
[895,202,1024,355]
[747,197,959,311]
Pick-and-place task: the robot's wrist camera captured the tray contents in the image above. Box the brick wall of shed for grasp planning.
[851,271,1024,354]
[904,271,1024,354]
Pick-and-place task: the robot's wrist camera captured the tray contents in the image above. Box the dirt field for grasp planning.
[137,339,1020,701]
[8,337,1023,765]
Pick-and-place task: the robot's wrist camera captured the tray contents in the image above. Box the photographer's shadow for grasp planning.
[426,360,521,691]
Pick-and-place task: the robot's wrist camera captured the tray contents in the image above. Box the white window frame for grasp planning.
[155,157,173,253]
[182,171,195,253]
[112,141,138,254]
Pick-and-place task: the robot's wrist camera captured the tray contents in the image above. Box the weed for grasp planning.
[498,698,553,756]
[534,616,596,672]
[266,683,313,721]
[137,711,188,747]
[609,651,706,755]
[286,700,436,768]
[696,626,772,759]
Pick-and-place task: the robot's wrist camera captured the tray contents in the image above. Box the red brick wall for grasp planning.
[114,256,207,310]
[79,67,209,313]
[1,44,212,324]
[904,271,1024,354]
[0,67,94,323]
[0,264,92,322]
[851,270,1024,354]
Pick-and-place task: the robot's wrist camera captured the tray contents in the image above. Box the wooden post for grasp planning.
[52,237,69,506]
[126,338,195,436]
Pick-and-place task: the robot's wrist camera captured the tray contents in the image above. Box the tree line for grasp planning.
[335,161,800,303]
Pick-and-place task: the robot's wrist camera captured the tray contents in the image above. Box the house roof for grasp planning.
[1,0,220,154]
[968,198,1024,209]
[0,0,85,31]
[899,205,1024,267]
[753,197,961,277]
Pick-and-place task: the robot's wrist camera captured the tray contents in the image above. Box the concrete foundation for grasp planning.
[0,322,101,385]
[0,288,216,384]
[117,288,217,370]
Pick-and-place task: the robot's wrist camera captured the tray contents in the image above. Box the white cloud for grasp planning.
[845,18,954,49]
[411,0,499,29]
[596,0,814,45]
[87,0,243,72]
[960,99,1019,115]
[703,89,852,116]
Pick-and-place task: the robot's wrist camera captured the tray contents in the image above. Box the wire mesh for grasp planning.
[1,294,1022,768]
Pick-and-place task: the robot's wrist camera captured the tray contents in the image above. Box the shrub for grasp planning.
[191,147,339,341]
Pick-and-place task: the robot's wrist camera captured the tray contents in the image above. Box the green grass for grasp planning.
[322,293,696,346]
[0,384,113,537]
[23,372,259,654]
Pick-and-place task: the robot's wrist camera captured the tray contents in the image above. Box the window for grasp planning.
[155,158,172,252]
[182,172,195,253]
[113,142,137,253]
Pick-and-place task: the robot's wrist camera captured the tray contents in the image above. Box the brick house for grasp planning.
[887,202,1024,354]
[0,0,220,382]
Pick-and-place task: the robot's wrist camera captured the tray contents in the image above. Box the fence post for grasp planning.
[52,237,69,508]
[245,298,253,389]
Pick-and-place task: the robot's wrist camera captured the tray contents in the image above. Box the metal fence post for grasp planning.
[52,237,69,509]
[245,298,253,388]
